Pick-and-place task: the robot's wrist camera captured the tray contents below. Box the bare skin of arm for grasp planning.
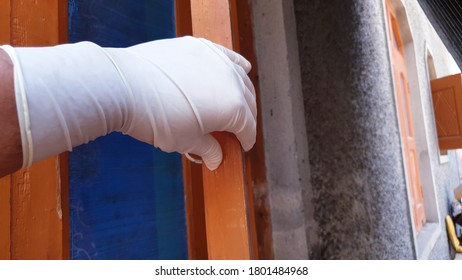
[0,49,22,178]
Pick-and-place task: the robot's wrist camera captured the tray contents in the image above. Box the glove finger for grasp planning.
[218,45,252,73]
[188,134,223,171]
[234,64,256,98]
[199,38,252,73]
[233,108,257,152]
[244,87,257,120]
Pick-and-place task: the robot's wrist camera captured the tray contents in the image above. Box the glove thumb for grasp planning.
[189,134,223,171]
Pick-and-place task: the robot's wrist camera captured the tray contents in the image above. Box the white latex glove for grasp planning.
[1,36,256,170]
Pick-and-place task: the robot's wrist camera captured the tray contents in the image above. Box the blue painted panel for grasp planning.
[69,0,176,47]
[68,0,187,260]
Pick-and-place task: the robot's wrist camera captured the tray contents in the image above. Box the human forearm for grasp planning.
[3,42,131,166]
[0,49,22,177]
[0,37,256,172]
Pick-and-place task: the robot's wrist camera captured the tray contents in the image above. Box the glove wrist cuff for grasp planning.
[8,42,131,164]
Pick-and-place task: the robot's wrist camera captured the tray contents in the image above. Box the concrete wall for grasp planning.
[252,0,315,259]
[293,0,416,259]
[399,0,461,259]
[253,0,461,259]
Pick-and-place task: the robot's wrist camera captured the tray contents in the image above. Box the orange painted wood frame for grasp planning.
[431,73,462,150]
[0,0,11,261]
[385,0,426,232]
[176,0,263,259]
[192,0,256,259]
[0,176,10,259]
[0,0,69,259]
[175,0,208,260]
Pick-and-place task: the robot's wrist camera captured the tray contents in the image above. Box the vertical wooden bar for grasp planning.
[11,158,64,259]
[58,0,69,44]
[60,153,70,259]
[182,158,208,260]
[0,0,11,44]
[202,134,254,259]
[175,0,208,260]
[8,0,69,259]
[0,176,11,260]
[0,0,12,261]
[175,0,193,38]
[234,0,273,259]
[11,0,61,46]
[57,3,70,258]
[190,0,255,260]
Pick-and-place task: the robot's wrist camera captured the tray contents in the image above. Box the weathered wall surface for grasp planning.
[253,0,460,259]
[293,0,415,259]
[252,0,315,259]
[401,0,460,259]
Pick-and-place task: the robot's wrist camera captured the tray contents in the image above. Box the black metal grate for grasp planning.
[418,0,462,69]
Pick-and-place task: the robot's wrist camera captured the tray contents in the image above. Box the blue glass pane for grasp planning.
[68,0,187,260]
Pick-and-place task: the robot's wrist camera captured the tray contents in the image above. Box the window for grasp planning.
[385,0,442,259]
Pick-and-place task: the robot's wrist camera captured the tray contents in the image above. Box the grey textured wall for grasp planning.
[252,0,314,259]
[403,0,460,259]
[294,0,415,259]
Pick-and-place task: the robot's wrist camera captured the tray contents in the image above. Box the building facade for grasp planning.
[253,0,461,259]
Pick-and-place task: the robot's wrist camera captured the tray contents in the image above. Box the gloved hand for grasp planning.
[1,36,256,170]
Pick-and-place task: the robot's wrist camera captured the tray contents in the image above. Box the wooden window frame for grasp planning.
[176,0,270,260]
